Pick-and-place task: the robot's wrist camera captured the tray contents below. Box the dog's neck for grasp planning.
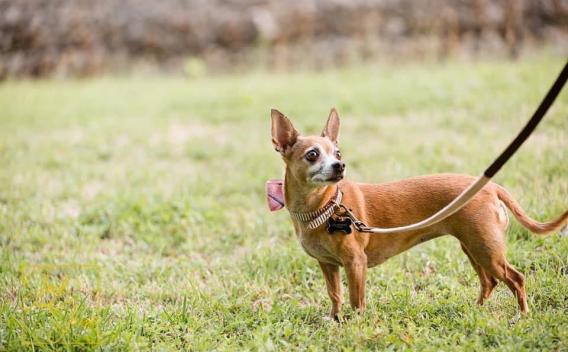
[284,169,338,213]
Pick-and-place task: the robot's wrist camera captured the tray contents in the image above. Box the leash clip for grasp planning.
[331,204,369,233]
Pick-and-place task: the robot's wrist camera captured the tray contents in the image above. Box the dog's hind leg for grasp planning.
[483,258,528,313]
[500,262,528,313]
[460,243,498,305]
[318,261,343,319]
[462,229,529,313]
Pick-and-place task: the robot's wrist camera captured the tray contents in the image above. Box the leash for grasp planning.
[336,60,568,234]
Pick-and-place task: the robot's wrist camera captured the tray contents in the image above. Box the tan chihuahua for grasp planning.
[270,108,568,318]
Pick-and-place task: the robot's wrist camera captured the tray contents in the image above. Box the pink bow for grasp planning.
[266,179,285,211]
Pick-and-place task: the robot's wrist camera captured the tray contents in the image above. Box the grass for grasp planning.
[0,55,567,351]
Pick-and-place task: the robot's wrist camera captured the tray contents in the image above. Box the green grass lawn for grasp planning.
[1,55,567,351]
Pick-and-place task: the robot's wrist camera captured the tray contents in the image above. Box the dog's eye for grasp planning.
[305,150,319,162]
[335,150,342,160]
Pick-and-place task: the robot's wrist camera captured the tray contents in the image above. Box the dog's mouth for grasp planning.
[310,167,345,184]
[326,174,344,182]
[315,171,344,183]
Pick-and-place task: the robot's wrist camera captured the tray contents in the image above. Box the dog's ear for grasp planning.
[271,109,299,154]
[321,108,340,143]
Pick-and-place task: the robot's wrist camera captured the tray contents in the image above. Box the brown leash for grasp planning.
[334,60,568,234]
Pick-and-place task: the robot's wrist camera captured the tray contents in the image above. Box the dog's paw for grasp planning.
[560,224,568,237]
[508,312,525,326]
[323,313,342,323]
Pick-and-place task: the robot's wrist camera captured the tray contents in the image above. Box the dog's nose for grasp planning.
[332,162,345,172]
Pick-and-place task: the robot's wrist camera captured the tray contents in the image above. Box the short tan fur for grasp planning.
[271,108,568,318]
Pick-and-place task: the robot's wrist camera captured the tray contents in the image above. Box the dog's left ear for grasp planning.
[271,109,299,154]
[321,108,340,143]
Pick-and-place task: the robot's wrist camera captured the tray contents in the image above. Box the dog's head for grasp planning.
[271,108,345,187]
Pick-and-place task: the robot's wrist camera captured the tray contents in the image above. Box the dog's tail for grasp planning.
[496,187,568,235]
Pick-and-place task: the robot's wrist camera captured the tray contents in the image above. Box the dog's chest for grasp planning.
[297,230,339,264]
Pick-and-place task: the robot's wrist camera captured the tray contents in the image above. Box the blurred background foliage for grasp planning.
[1,0,567,79]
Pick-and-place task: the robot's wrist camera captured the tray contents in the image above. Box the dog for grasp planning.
[270,108,568,318]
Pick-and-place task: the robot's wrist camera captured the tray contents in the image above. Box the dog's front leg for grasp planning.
[318,261,343,319]
[343,253,367,313]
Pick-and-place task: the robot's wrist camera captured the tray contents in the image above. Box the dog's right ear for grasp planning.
[321,107,340,144]
[271,109,298,154]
